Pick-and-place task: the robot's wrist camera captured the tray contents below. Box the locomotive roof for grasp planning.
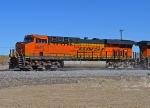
[136,41,150,46]
[47,36,136,45]
[104,39,136,45]
[48,36,105,44]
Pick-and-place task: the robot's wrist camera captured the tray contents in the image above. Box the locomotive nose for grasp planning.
[16,42,25,55]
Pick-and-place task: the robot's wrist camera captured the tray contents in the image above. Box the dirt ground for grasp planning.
[0,65,8,69]
[0,76,150,108]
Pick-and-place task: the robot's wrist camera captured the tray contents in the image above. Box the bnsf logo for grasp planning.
[78,47,101,51]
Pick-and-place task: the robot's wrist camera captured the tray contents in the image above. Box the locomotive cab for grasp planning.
[16,35,48,56]
[136,41,150,58]
[136,41,150,68]
[9,34,49,70]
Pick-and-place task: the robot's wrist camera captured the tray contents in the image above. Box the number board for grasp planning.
[35,45,44,50]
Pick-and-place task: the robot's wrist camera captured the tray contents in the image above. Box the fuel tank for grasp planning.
[63,61,106,68]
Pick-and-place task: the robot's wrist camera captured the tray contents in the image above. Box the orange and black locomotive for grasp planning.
[9,34,150,70]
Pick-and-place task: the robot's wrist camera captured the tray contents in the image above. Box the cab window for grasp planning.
[36,38,47,44]
[24,38,33,43]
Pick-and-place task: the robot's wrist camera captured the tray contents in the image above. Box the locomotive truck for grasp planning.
[9,34,150,70]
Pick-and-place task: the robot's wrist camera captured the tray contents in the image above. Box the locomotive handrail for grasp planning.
[25,53,75,57]
[140,52,145,59]
[25,52,132,60]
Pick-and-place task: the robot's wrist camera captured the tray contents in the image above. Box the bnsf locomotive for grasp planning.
[9,34,150,70]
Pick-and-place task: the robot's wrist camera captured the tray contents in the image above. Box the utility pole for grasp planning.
[119,29,124,40]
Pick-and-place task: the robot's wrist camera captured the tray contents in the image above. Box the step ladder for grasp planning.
[148,58,150,68]
[18,55,25,68]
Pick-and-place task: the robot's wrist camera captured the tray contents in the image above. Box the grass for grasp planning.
[0,55,9,65]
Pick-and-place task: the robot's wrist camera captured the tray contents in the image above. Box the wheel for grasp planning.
[58,61,64,68]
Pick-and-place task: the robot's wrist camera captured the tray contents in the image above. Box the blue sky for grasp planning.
[0,0,150,55]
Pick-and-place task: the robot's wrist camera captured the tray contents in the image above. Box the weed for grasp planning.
[0,55,9,65]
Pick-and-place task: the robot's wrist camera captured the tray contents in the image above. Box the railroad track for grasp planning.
[0,67,149,71]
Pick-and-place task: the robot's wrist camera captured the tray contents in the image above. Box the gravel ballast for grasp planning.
[0,69,150,89]
[0,70,150,78]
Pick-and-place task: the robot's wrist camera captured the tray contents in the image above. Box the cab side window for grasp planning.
[36,38,47,44]
[42,39,47,43]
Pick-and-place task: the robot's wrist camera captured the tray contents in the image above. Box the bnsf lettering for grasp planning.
[35,45,44,50]
[78,47,100,51]
[86,47,93,51]
[93,47,100,51]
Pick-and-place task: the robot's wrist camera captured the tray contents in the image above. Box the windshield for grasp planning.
[23,38,33,43]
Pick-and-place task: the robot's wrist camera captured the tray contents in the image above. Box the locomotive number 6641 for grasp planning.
[35,45,44,50]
